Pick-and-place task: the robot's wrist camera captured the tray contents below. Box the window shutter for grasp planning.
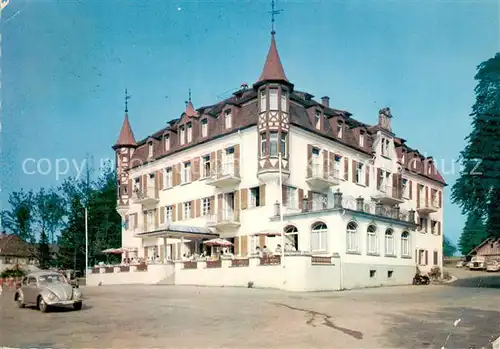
[216,149,223,172]
[425,250,428,265]
[409,180,413,200]
[392,174,397,198]
[190,200,195,218]
[195,199,201,217]
[438,221,441,235]
[241,236,248,256]
[298,188,304,209]
[282,185,287,206]
[323,150,328,179]
[142,174,148,194]
[241,189,248,210]
[193,157,200,181]
[377,168,382,189]
[365,165,370,187]
[344,157,349,181]
[210,151,216,176]
[234,190,240,220]
[351,160,356,183]
[218,194,223,220]
[143,211,147,231]
[128,179,132,198]
[425,186,429,207]
[177,203,182,220]
[308,190,313,211]
[154,208,159,229]
[307,145,313,178]
[160,207,165,224]
[171,206,176,222]
[329,152,334,178]
[144,247,148,259]
[259,235,266,248]
[438,191,442,208]
[154,172,160,198]
[124,214,129,230]
[158,169,164,190]
[234,237,240,255]
[416,185,421,208]
[209,196,215,214]
[234,144,240,176]
[259,185,266,206]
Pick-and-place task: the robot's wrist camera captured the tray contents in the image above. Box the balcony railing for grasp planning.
[206,209,240,229]
[292,193,415,224]
[372,184,404,205]
[205,162,241,188]
[417,197,439,214]
[306,164,341,190]
[132,185,159,207]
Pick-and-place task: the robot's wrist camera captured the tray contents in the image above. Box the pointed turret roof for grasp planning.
[113,113,137,149]
[185,100,198,117]
[258,33,289,83]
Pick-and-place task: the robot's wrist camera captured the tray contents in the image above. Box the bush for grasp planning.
[0,265,27,278]
[428,266,442,280]
[443,270,452,280]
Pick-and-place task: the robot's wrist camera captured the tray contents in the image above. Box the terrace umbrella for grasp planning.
[203,238,233,247]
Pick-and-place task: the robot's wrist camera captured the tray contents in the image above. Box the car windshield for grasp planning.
[38,274,65,284]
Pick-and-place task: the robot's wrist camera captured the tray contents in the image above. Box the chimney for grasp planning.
[321,96,330,108]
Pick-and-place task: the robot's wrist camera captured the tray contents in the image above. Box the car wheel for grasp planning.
[73,302,83,311]
[38,297,49,313]
[16,294,25,308]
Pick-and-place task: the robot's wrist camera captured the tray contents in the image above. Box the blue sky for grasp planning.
[0,0,498,244]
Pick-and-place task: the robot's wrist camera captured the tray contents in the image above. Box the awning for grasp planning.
[253,230,282,237]
[135,224,219,239]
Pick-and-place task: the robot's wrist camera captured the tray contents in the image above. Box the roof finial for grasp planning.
[188,88,192,103]
[124,89,131,113]
[269,0,282,35]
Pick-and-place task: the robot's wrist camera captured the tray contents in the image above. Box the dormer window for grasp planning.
[314,110,321,130]
[148,141,153,158]
[359,131,365,147]
[164,134,170,151]
[381,138,390,157]
[269,88,278,110]
[260,90,267,112]
[427,162,433,175]
[401,151,405,164]
[336,121,343,138]
[201,118,208,137]
[179,125,185,145]
[224,110,232,129]
[187,122,192,143]
[281,89,288,112]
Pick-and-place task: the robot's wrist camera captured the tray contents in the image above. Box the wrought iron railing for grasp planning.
[206,209,239,225]
[307,164,341,181]
[210,162,239,179]
[133,185,157,200]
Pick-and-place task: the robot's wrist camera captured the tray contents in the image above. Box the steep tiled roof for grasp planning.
[0,233,31,257]
[113,113,137,149]
[257,33,288,83]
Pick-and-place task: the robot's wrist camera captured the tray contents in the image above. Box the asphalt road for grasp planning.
[1,272,499,349]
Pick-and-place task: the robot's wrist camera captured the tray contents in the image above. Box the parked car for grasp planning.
[455,260,465,268]
[469,256,486,270]
[14,271,83,312]
[486,260,500,272]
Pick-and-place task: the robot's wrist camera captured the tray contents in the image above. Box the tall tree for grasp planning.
[458,211,488,256]
[0,190,35,243]
[443,235,457,257]
[38,230,51,269]
[452,53,500,239]
[33,188,66,244]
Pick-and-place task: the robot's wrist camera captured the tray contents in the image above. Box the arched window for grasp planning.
[401,231,410,257]
[346,222,359,253]
[385,228,395,256]
[367,225,378,254]
[284,225,298,251]
[311,222,327,253]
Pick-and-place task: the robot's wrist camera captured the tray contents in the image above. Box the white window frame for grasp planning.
[183,202,192,220]
[337,122,343,138]
[401,231,410,257]
[269,88,278,110]
[201,118,208,138]
[164,135,170,151]
[182,162,191,184]
[224,110,232,129]
[202,197,210,216]
[280,133,287,157]
[165,206,173,223]
[260,133,267,157]
[187,122,193,143]
[359,132,365,147]
[249,187,260,208]
[311,222,327,253]
[367,225,378,254]
[346,222,359,253]
[164,167,173,188]
[260,90,267,112]
[202,155,210,178]
[385,229,395,256]
[402,178,409,198]
[281,89,287,112]
[356,162,364,184]
[285,186,298,209]
[269,132,279,157]
[179,125,185,145]
[148,142,153,158]
[315,111,321,130]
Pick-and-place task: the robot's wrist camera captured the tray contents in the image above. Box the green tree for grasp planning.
[0,190,35,243]
[38,230,51,269]
[452,53,500,238]
[443,235,457,257]
[33,188,66,244]
[458,211,488,256]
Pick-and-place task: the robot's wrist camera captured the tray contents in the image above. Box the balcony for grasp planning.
[206,209,240,230]
[116,201,129,216]
[417,197,439,215]
[371,184,404,205]
[205,162,241,188]
[132,185,159,208]
[306,164,341,190]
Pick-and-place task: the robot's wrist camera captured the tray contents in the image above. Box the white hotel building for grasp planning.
[101,31,446,291]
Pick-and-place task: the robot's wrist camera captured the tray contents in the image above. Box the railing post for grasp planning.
[375,202,383,215]
[333,190,343,209]
[356,196,364,211]
[408,209,416,224]
[393,204,400,219]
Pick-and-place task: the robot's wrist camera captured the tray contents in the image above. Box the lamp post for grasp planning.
[278,152,285,265]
